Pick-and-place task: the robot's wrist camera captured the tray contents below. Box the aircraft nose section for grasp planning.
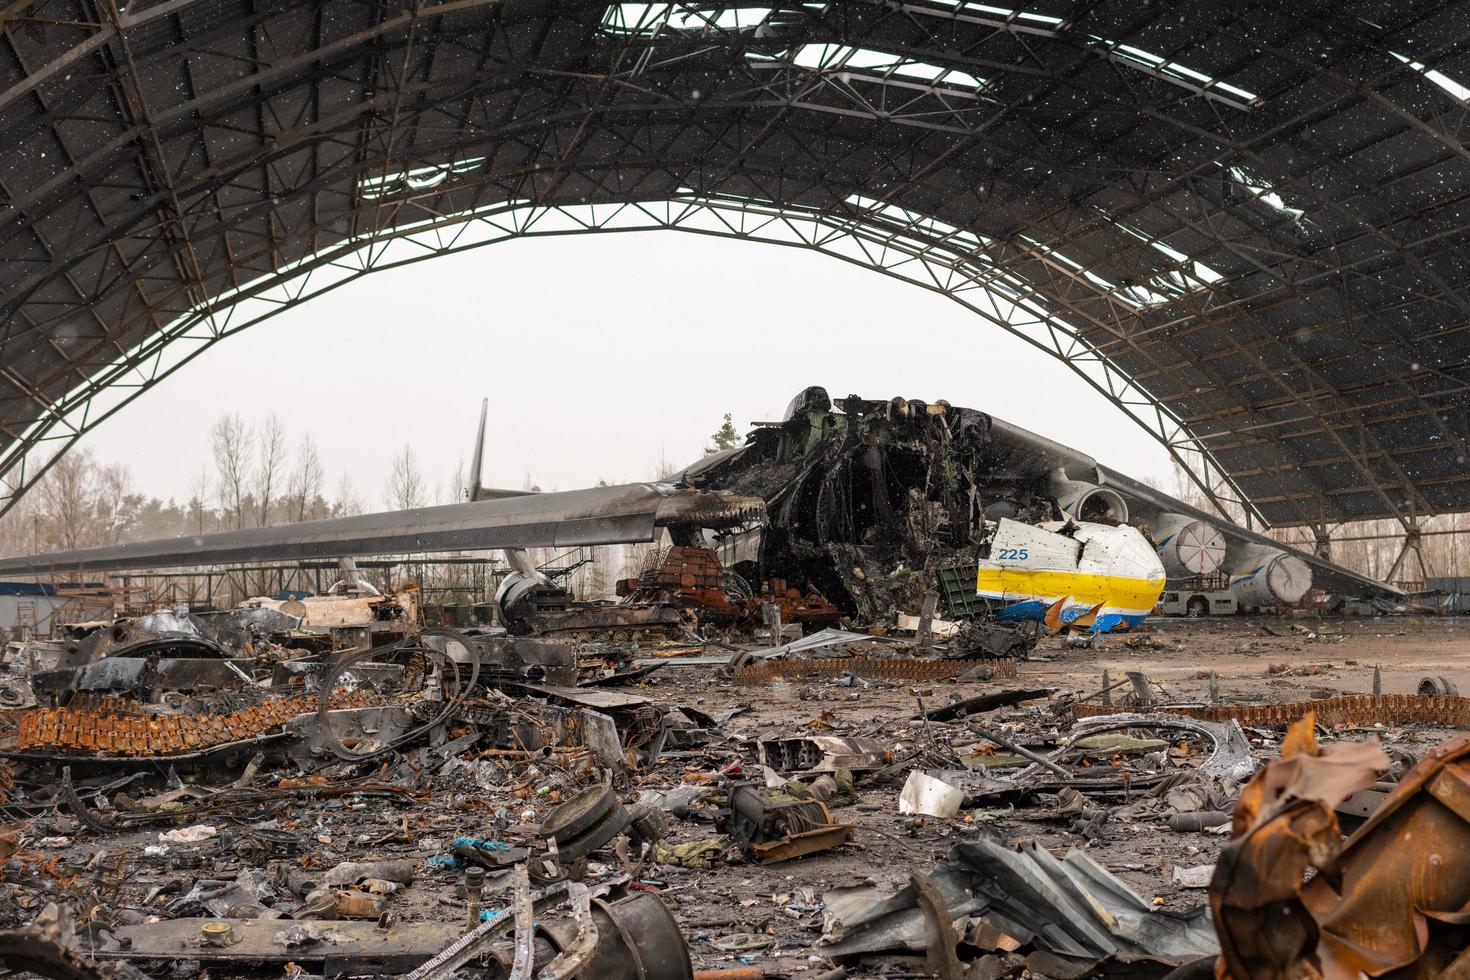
[1110,526,1167,583]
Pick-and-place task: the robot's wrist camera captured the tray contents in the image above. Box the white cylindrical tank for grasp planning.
[1230,550,1312,606]
[1151,514,1227,577]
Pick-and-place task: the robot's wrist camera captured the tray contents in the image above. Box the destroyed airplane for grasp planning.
[0,388,1400,642]
[680,388,1399,633]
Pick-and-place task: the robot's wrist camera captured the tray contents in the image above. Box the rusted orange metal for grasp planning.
[13,690,380,756]
[734,656,1017,684]
[1211,717,1470,978]
[1077,693,1470,729]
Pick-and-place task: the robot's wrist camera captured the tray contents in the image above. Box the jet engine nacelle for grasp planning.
[1229,548,1313,606]
[1151,513,1227,578]
[1049,469,1129,524]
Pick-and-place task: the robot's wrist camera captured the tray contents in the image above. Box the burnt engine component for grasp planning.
[685,389,1060,621]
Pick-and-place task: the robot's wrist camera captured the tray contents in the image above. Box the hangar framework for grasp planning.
[1,0,1468,564]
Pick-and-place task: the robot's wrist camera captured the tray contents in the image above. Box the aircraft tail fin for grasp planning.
[467,398,488,501]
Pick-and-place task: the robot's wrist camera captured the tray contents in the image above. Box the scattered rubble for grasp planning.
[2,611,1468,979]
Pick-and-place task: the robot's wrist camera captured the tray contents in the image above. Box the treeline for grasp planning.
[0,413,446,557]
[0,412,735,608]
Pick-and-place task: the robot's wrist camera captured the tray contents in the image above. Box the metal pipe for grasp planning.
[464,866,484,929]
[967,723,1072,778]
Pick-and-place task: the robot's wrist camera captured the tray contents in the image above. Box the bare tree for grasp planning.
[334,472,364,516]
[253,413,288,526]
[187,464,212,534]
[96,463,135,544]
[386,444,426,510]
[210,413,253,529]
[287,434,327,522]
[36,449,100,550]
[649,446,676,481]
[0,491,40,556]
[450,459,466,502]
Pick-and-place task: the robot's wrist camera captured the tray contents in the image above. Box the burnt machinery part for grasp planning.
[723,783,832,848]
[106,635,231,659]
[1418,675,1459,698]
[1158,957,1218,980]
[0,676,30,706]
[723,650,754,675]
[552,801,632,862]
[314,628,480,762]
[537,892,693,980]
[541,784,618,844]
[625,804,669,847]
[1077,694,1470,729]
[0,929,148,980]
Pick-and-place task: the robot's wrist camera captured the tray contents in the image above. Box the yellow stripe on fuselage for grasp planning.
[976,567,1165,610]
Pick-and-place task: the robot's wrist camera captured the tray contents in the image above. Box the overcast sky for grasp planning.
[73,231,1176,510]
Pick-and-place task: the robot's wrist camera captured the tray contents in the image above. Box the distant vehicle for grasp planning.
[1157,577,1239,617]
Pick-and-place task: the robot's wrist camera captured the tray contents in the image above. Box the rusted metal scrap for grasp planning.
[1209,715,1470,978]
[734,656,1016,684]
[721,783,853,864]
[1077,693,1470,729]
[12,690,380,756]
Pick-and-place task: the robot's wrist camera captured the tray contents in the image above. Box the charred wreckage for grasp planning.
[0,389,1431,980]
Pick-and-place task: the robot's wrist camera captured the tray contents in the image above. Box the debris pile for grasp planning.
[2,609,1468,979]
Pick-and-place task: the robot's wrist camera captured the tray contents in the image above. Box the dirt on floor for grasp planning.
[2,614,1467,978]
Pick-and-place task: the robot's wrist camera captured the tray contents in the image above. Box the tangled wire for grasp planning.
[313,628,480,762]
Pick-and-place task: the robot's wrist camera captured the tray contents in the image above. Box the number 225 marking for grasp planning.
[997,547,1030,561]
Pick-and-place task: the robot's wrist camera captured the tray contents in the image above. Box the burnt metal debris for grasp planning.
[3,608,1470,978]
[0,394,1465,977]
[1079,693,1470,729]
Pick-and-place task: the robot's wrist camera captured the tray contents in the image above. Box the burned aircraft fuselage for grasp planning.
[684,388,1060,620]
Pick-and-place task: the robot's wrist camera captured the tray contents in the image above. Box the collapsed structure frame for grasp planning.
[2,0,1468,573]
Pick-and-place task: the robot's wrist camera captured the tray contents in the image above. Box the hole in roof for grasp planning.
[1088,37,1260,109]
[1228,166,1305,221]
[1017,233,1123,295]
[920,1,1064,27]
[844,193,991,249]
[599,3,778,34]
[359,157,487,201]
[749,43,986,92]
[1391,51,1470,103]
[1093,210,1226,308]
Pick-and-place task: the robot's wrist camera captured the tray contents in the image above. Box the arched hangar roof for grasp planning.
[2,0,1468,528]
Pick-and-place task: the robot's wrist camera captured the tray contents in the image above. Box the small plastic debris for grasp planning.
[158,824,217,843]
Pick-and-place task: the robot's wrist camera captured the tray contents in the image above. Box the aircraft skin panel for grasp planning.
[991,599,1151,632]
[976,569,1164,613]
[984,414,1402,600]
[977,519,1166,633]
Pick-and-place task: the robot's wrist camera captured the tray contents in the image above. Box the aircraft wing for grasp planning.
[985,417,1404,600]
[1094,464,1404,600]
[0,483,765,576]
